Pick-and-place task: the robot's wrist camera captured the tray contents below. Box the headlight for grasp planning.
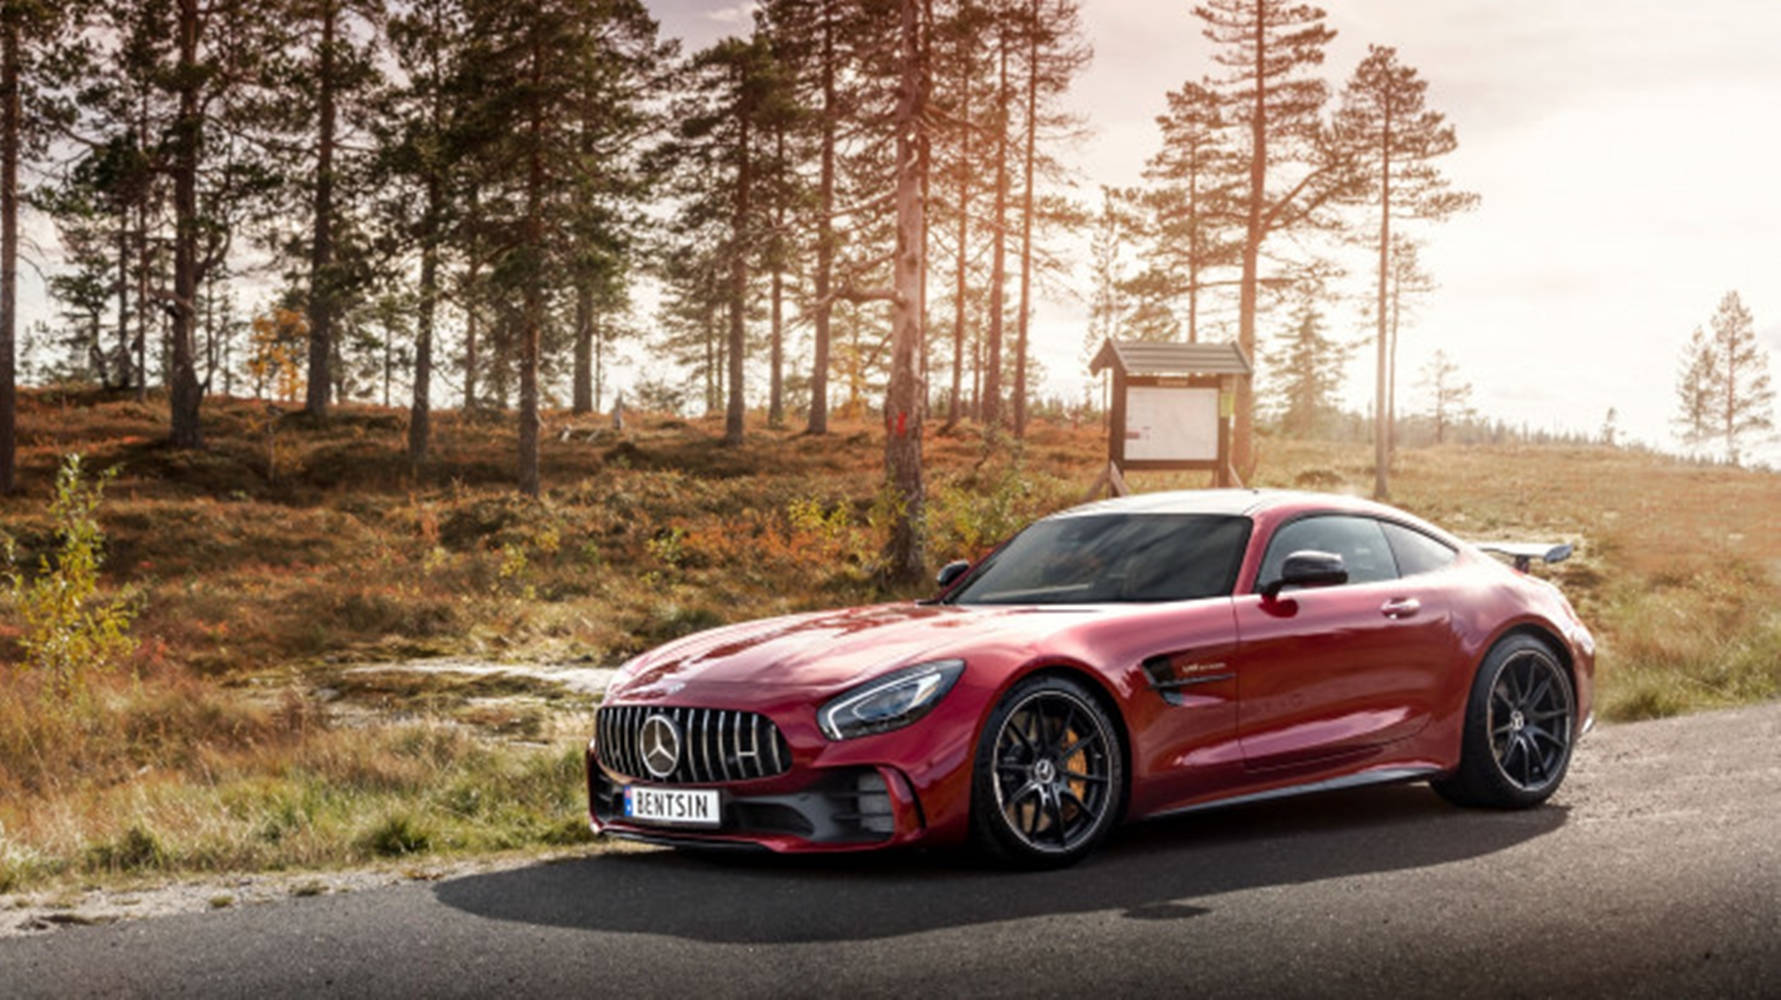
[817,660,964,741]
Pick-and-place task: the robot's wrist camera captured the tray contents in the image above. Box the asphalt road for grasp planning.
[5,703,1779,999]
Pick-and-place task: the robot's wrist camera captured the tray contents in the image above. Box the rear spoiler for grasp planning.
[1475,541,1574,572]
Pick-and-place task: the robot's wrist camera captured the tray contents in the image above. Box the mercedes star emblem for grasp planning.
[638,714,682,779]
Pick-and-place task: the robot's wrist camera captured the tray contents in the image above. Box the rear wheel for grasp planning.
[1433,635,1576,808]
[970,675,1122,869]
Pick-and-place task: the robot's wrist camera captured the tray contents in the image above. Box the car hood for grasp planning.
[608,602,1106,699]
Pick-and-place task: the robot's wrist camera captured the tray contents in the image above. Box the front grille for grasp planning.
[596,704,792,784]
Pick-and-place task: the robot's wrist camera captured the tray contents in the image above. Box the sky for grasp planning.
[18,0,1781,461]
[652,0,1781,460]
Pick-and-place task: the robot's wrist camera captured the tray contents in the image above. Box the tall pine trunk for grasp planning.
[1371,108,1391,499]
[462,188,480,412]
[135,97,149,404]
[0,14,15,493]
[1012,0,1038,439]
[594,313,604,412]
[724,94,750,446]
[703,307,716,415]
[917,0,932,421]
[305,0,338,417]
[409,174,439,464]
[517,45,543,496]
[982,32,1009,430]
[970,332,980,420]
[807,2,836,435]
[572,282,593,413]
[768,126,785,428]
[944,36,970,431]
[1387,249,1401,456]
[116,216,131,390]
[1233,1,1267,478]
[221,303,232,396]
[884,0,926,583]
[169,0,204,449]
[572,96,596,417]
[1187,162,1200,343]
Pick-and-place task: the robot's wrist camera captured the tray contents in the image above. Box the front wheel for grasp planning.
[970,675,1123,869]
[1433,634,1576,809]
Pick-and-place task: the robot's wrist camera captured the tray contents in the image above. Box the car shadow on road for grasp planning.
[434,784,1567,944]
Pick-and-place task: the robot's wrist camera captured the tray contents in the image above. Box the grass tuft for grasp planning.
[86,824,169,874]
[361,812,435,857]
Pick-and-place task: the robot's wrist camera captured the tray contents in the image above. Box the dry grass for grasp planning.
[1,390,1778,890]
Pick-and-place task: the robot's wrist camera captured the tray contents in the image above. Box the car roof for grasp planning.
[1053,488,1402,521]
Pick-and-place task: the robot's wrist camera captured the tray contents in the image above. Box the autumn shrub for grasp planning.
[785,497,879,568]
[2,454,138,708]
[928,455,1077,561]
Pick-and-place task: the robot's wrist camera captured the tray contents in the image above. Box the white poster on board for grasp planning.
[1125,385,1219,461]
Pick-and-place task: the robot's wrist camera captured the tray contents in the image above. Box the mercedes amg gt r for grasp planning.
[586,489,1595,867]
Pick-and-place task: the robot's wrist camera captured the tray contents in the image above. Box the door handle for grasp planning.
[1381,597,1421,619]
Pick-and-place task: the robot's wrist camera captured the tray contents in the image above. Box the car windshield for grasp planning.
[946,513,1251,605]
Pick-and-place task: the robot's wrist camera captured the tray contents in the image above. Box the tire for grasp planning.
[970,674,1123,869]
[1432,634,1576,809]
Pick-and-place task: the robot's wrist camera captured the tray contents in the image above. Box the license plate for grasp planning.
[623,786,721,828]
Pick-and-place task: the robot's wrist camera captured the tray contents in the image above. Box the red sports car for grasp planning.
[586,489,1594,867]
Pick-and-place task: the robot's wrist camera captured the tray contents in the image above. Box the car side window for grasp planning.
[1380,521,1458,577]
[1257,515,1399,592]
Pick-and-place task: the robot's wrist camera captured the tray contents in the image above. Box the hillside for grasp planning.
[2,390,1778,890]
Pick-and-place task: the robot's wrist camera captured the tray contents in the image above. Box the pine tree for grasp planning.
[1704,291,1774,466]
[1263,301,1348,437]
[1419,348,1473,445]
[1382,234,1434,455]
[1083,186,1127,354]
[883,0,926,582]
[1009,0,1089,439]
[272,0,386,419]
[3,0,90,490]
[930,0,995,430]
[1194,0,1352,479]
[459,0,666,493]
[760,0,876,436]
[157,0,282,448]
[665,31,795,446]
[1673,325,1717,448]
[35,149,131,388]
[563,6,665,422]
[1338,44,1477,498]
[381,0,470,463]
[1135,79,1239,344]
[980,12,1013,429]
[654,242,728,414]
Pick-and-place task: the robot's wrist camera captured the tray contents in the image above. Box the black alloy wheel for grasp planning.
[1433,634,1576,809]
[1488,647,1575,791]
[972,674,1121,868]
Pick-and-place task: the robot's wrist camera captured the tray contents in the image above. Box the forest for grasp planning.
[0,0,1518,575]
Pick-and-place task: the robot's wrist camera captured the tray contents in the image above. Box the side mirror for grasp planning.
[936,559,971,591]
[1262,550,1348,600]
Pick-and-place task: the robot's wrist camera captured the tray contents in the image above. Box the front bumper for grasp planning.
[586,743,930,853]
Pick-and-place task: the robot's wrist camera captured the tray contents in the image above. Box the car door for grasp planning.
[1232,514,1455,771]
